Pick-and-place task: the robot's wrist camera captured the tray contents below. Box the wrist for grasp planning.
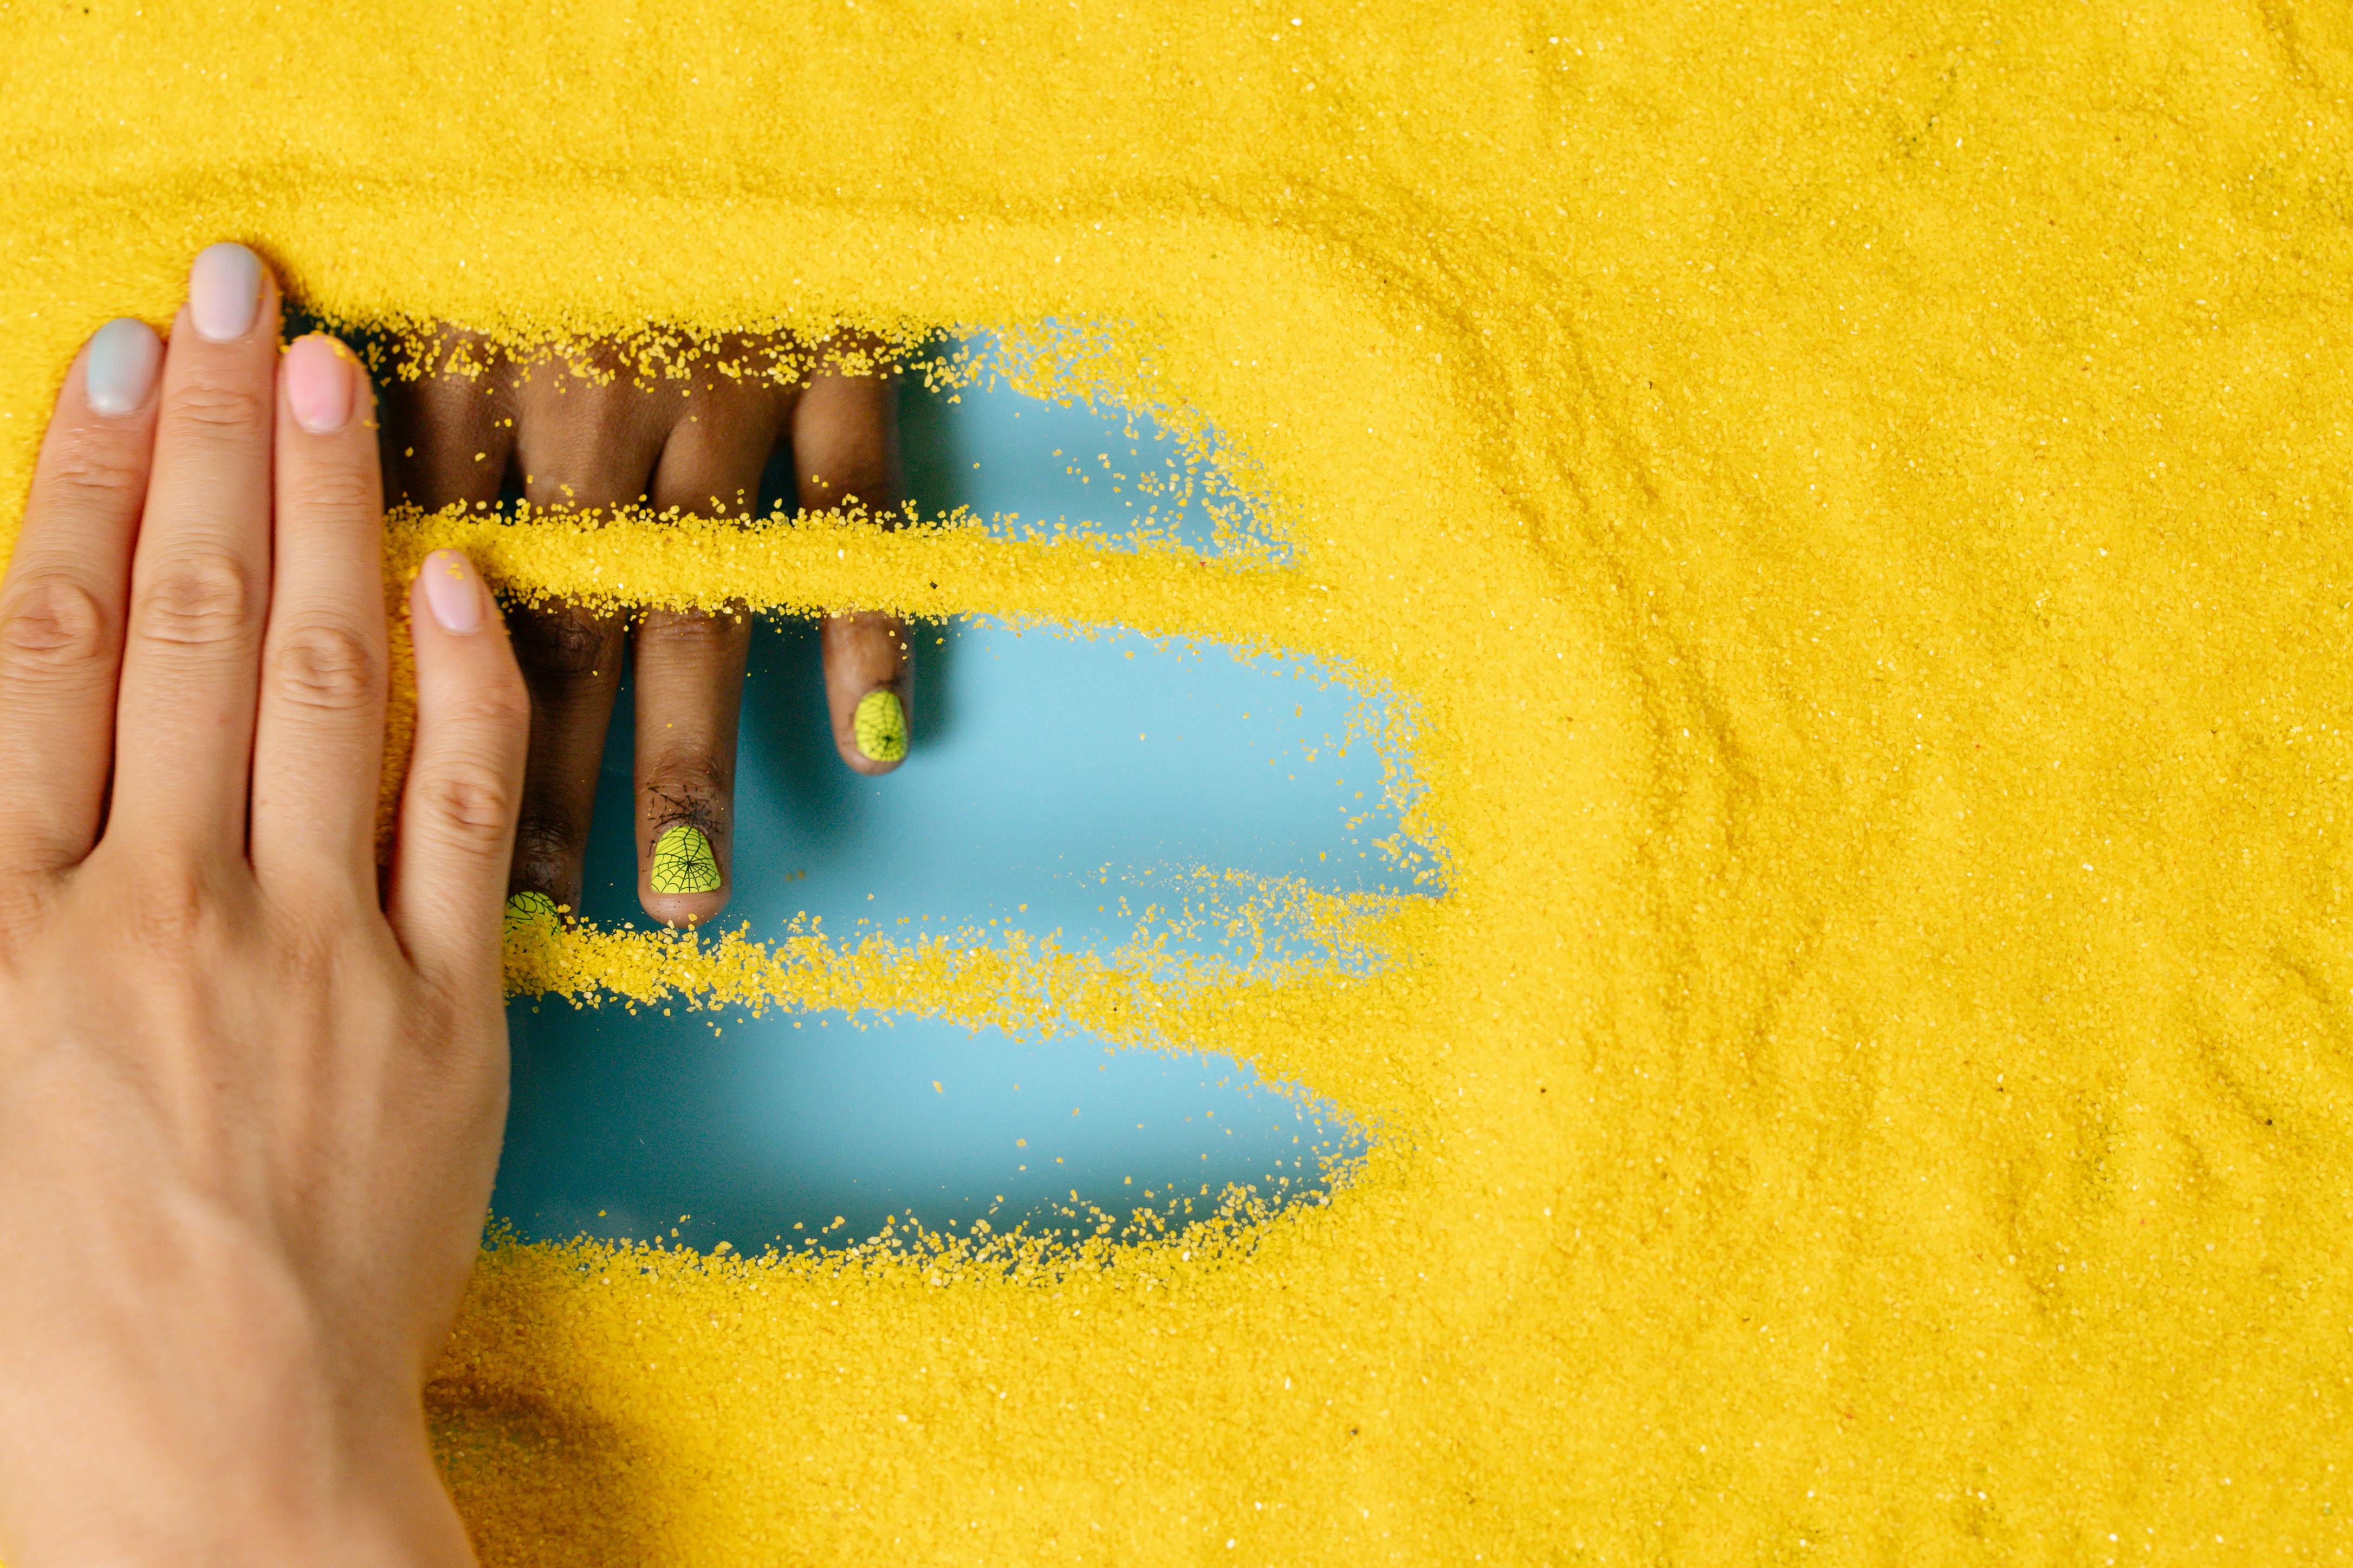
[0,1389,473,1568]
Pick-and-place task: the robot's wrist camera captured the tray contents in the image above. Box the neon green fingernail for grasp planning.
[504,890,562,939]
[650,823,722,895]
[853,688,907,762]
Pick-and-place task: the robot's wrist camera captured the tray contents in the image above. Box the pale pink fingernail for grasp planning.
[284,334,354,434]
[421,550,483,635]
[188,243,263,342]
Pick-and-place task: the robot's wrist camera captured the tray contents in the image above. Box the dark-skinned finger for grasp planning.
[794,352,911,773]
[497,346,677,918]
[502,600,627,919]
[377,326,514,512]
[821,611,912,773]
[627,365,787,924]
[631,607,750,927]
[790,352,899,516]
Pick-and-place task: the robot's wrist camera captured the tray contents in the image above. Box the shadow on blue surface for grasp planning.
[896,331,1274,557]
[500,1008,1352,1251]
[567,615,1413,949]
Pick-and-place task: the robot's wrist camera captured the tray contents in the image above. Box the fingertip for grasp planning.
[505,889,566,936]
[405,549,525,739]
[282,333,360,435]
[83,318,163,416]
[413,549,488,637]
[642,819,727,927]
[641,887,729,928]
[187,242,270,344]
[843,686,908,774]
[507,840,588,931]
[820,611,910,775]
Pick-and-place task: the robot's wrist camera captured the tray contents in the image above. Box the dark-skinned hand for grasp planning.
[380,331,910,928]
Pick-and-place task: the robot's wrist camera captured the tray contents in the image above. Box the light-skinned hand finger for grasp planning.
[108,243,281,857]
[249,335,391,896]
[0,320,161,874]
[387,549,529,1001]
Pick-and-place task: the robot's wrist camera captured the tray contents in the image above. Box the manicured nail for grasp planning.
[283,334,354,434]
[188,243,263,342]
[649,823,722,895]
[853,688,908,762]
[504,890,563,940]
[420,549,483,634]
[83,317,161,415]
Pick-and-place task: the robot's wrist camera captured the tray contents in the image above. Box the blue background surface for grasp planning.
[492,357,1418,1251]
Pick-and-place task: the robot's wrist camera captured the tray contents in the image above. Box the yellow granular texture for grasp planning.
[7,3,2353,1562]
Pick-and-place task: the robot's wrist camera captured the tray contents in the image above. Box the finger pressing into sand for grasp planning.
[251,334,390,896]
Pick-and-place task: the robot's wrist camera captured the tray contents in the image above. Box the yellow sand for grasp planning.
[7,1,2353,1561]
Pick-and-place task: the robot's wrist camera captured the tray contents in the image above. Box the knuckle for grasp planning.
[454,671,532,736]
[0,575,113,681]
[160,379,269,441]
[285,461,380,518]
[415,757,519,849]
[510,603,619,679]
[254,897,327,964]
[510,816,579,894]
[136,554,257,649]
[0,876,51,948]
[268,620,383,713]
[639,606,746,648]
[125,857,224,959]
[262,904,348,977]
[38,424,147,512]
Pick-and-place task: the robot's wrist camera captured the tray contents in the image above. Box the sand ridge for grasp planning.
[3,1,2351,1560]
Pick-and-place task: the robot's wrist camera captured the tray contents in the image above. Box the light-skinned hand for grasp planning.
[0,244,526,1566]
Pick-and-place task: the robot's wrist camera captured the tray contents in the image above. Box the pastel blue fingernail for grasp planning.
[83,317,161,415]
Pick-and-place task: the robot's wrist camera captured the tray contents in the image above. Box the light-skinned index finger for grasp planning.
[0,321,161,873]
